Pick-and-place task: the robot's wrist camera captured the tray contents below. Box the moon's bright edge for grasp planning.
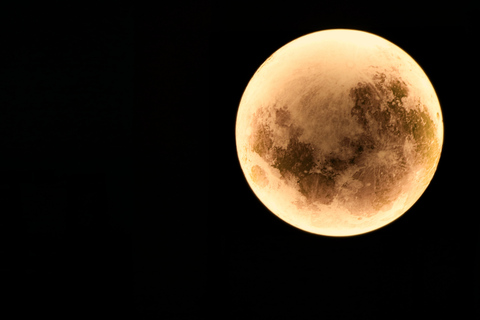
[236,29,443,236]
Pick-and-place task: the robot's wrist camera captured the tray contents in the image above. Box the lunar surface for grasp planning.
[236,29,443,236]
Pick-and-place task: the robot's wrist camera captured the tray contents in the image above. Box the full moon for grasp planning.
[236,29,443,237]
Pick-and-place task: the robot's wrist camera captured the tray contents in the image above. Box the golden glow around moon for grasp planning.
[236,29,443,237]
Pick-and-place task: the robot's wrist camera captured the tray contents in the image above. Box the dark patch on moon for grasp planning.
[251,123,274,158]
[274,106,291,127]
[272,137,316,181]
[249,72,440,213]
[350,72,439,166]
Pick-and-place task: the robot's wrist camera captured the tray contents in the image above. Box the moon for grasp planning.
[235,29,443,237]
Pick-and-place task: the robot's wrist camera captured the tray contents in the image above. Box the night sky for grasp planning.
[1,4,132,317]
[3,2,477,319]
[209,3,478,319]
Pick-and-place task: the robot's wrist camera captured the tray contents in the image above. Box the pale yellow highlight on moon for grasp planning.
[236,29,443,237]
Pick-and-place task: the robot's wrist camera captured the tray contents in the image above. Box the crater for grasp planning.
[250,165,269,187]
[298,173,336,205]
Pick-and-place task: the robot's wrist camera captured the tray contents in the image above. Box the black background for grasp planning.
[209,2,479,320]
[1,3,133,318]
[3,2,478,319]
[135,2,209,318]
